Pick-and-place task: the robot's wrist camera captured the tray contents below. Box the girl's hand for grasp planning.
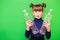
[45,22,50,32]
[26,20,33,31]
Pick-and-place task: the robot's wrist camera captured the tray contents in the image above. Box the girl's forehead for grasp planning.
[33,6,42,10]
[32,6,43,11]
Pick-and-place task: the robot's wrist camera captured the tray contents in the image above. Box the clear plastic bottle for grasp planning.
[40,9,52,35]
[23,9,31,21]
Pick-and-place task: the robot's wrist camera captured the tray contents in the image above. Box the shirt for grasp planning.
[25,18,51,39]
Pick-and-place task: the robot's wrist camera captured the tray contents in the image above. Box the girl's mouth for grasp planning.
[37,16,39,17]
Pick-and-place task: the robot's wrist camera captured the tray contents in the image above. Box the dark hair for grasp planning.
[30,3,46,8]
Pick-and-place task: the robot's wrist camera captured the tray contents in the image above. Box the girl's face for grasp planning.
[32,7,43,19]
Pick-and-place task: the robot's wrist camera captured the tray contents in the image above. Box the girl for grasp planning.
[25,3,51,40]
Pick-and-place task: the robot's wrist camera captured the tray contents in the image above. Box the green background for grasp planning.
[0,0,60,40]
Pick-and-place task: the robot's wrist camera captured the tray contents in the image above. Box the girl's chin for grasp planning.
[36,16,41,19]
[36,18,40,19]
[36,17,41,19]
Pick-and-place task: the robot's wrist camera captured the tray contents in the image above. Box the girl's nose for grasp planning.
[36,11,39,13]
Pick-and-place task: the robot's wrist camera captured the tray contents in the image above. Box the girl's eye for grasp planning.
[35,11,37,12]
[34,10,37,12]
[38,10,42,12]
[39,11,40,12]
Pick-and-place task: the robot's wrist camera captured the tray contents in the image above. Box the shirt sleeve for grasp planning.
[45,30,51,39]
[25,29,31,38]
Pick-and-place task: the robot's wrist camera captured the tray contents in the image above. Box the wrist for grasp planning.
[26,27,30,31]
[46,28,50,32]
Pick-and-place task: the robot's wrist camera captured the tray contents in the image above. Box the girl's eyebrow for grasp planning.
[33,7,42,9]
[33,9,42,10]
[33,10,42,11]
[33,8,42,11]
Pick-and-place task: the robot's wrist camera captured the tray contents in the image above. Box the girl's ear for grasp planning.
[42,3,46,8]
[30,3,34,8]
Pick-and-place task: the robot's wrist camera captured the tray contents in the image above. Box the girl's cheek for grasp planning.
[33,12,36,15]
[34,12,37,15]
[39,12,43,15]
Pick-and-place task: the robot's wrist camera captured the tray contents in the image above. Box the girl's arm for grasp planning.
[25,28,31,38]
